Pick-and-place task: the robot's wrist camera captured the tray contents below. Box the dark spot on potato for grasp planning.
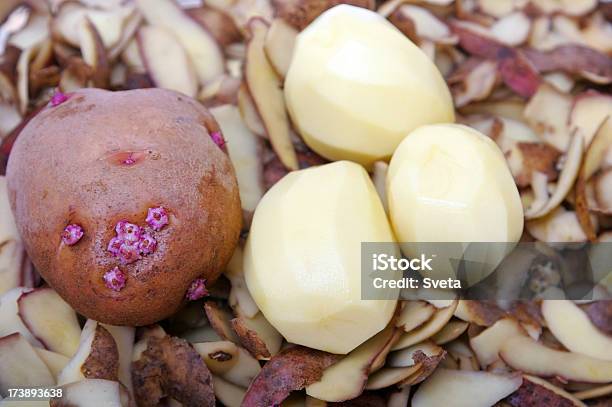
[147,149,161,160]
[54,103,96,120]
[208,351,232,362]
[199,165,220,194]
[82,180,109,195]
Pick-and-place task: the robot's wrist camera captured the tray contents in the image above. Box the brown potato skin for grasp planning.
[6,88,241,326]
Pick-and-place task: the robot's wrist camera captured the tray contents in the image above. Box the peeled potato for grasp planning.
[6,88,241,326]
[386,124,524,283]
[244,161,398,354]
[387,124,523,242]
[284,5,454,167]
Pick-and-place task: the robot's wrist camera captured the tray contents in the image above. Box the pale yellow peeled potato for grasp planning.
[244,161,399,354]
[284,4,454,167]
[387,124,524,242]
[386,124,524,283]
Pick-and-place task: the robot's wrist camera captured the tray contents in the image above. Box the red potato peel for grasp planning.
[273,0,375,30]
[506,375,587,407]
[134,0,225,85]
[187,6,242,47]
[395,301,436,333]
[264,18,298,79]
[79,18,110,89]
[57,320,120,386]
[497,47,541,98]
[231,316,271,359]
[17,287,82,357]
[390,5,457,45]
[137,25,198,98]
[451,22,541,97]
[453,300,506,327]
[80,324,120,381]
[131,335,215,407]
[245,18,298,170]
[386,341,447,386]
[242,346,341,407]
[449,59,498,107]
[305,324,400,402]
[581,301,612,336]
[514,142,561,188]
[524,45,612,85]
[575,118,612,240]
[500,335,612,383]
[203,300,240,343]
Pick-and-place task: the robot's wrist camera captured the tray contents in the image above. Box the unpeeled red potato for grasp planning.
[284,5,454,167]
[6,88,241,326]
[244,161,398,354]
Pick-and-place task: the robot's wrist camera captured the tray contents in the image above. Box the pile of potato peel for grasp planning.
[0,0,611,406]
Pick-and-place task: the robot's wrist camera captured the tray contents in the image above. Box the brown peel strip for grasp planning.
[131,335,215,407]
[398,347,447,386]
[81,325,119,381]
[575,117,611,240]
[506,375,587,407]
[242,346,341,407]
[455,300,507,327]
[203,300,240,343]
[230,316,271,359]
[515,142,561,188]
[272,0,375,30]
[525,132,584,219]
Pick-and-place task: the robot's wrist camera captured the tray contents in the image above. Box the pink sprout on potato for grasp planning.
[109,218,160,261]
[107,236,122,256]
[104,267,126,291]
[186,278,209,301]
[61,224,83,246]
[115,220,142,242]
[122,155,136,165]
[50,91,68,107]
[210,131,226,149]
[146,207,168,231]
[118,242,141,264]
[138,233,157,256]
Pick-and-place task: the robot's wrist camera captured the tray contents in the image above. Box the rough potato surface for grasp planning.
[6,88,241,325]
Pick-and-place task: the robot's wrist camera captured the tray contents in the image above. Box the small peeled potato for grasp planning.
[244,161,398,354]
[6,88,241,326]
[386,124,524,282]
[284,5,454,167]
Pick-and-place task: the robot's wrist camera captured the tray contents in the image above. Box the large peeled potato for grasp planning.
[284,5,454,167]
[244,161,399,354]
[6,88,241,326]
